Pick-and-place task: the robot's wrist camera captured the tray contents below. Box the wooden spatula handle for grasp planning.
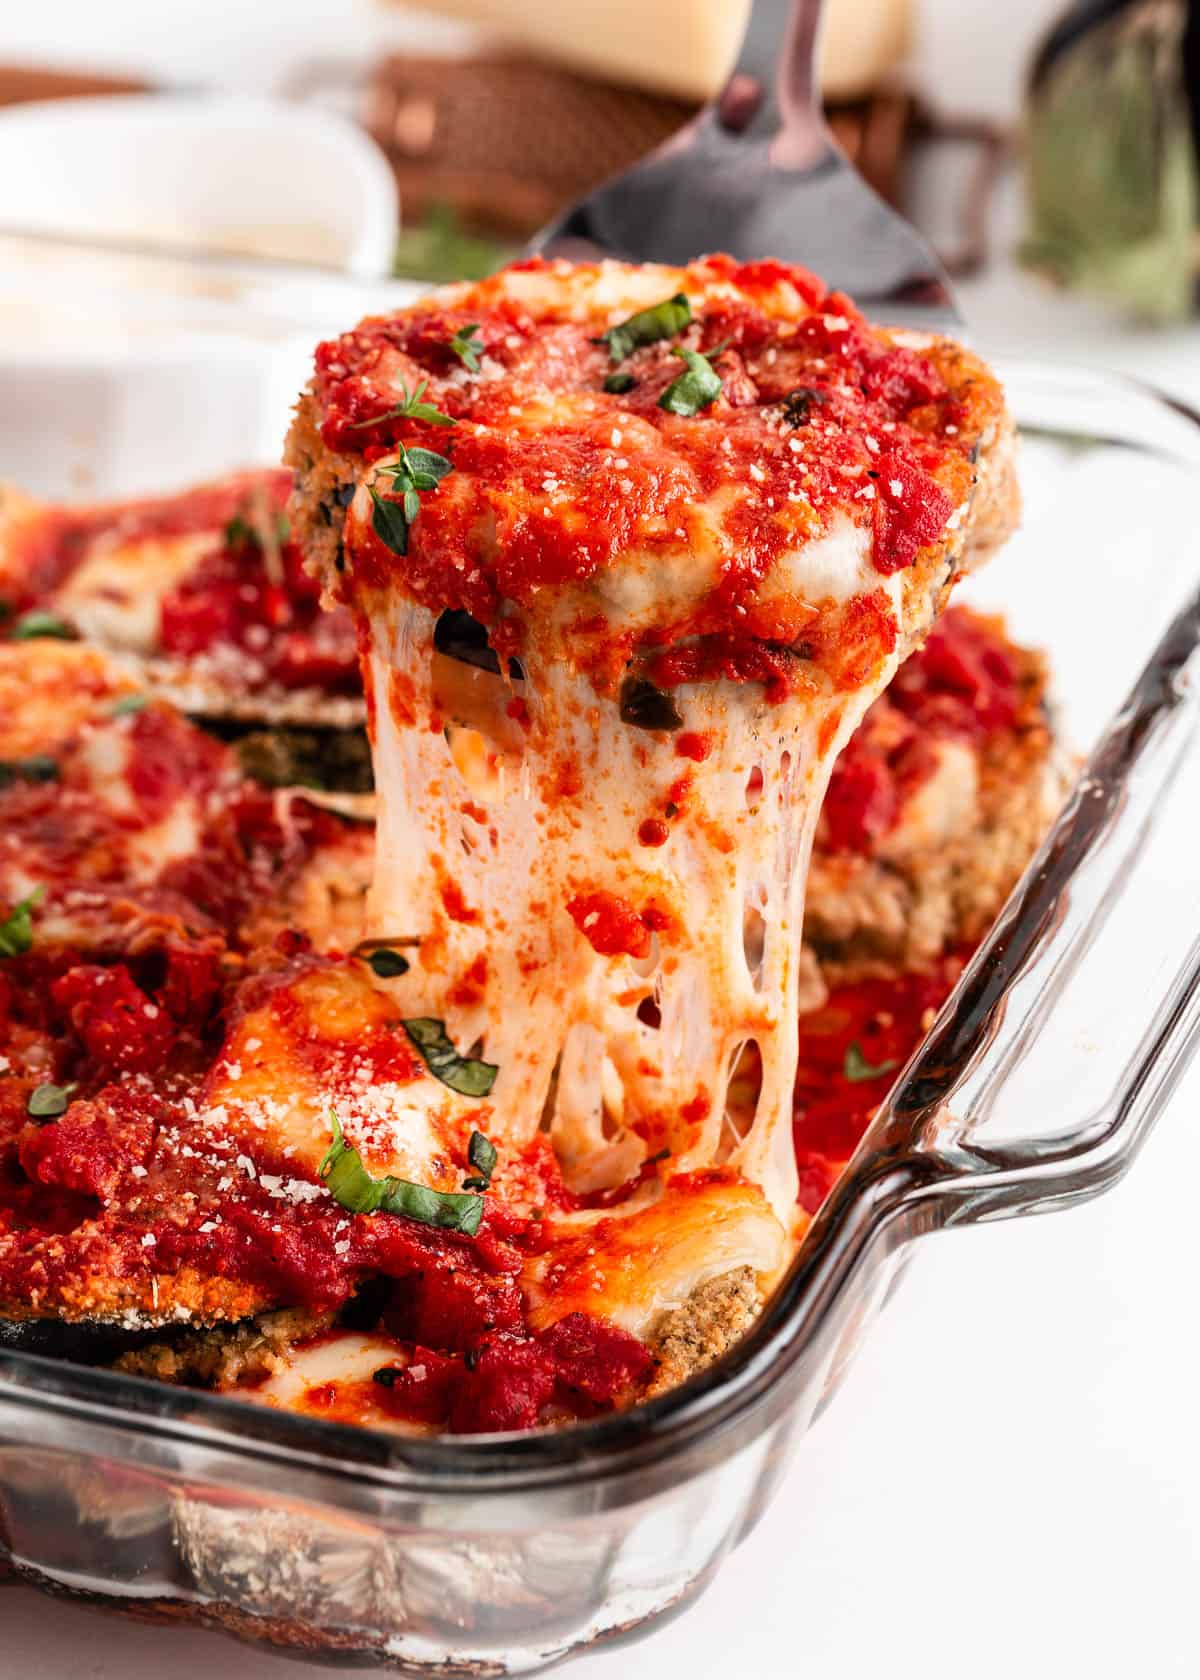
[0,65,151,108]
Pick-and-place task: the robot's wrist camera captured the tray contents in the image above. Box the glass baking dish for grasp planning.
[2,241,1200,1673]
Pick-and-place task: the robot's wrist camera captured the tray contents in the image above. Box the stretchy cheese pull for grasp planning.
[286,251,1015,1307]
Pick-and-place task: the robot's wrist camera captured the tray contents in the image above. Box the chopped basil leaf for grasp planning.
[10,610,76,642]
[619,676,683,732]
[372,1365,401,1388]
[461,1128,498,1191]
[110,693,149,717]
[843,1042,898,1083]
[450,322,482,373]
[0,885,45,958]
[402,1017,498,1098]
[598,292,691,363]
[0,755,58,788]
[603,372,636,394]
[224,507,289,550]
[369,485,412,556]
[348,377,455,430]
[27,1081,77,1119]
[0,600,10,620]
[319,1110,484,1235]
[366,947,410,979]
[658,346,723,416]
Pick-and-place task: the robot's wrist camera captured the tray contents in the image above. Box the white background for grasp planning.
[4,2,1200,1675]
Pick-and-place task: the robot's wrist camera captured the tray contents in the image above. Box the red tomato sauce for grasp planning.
[368,1312,654,1434]
[0,472,284,612]
[819,607,1023,854]
[792,954,967,1210]
[158,504,359,694]
[566,890,671,959]
[1,469,359,697]
[646,635,803,703]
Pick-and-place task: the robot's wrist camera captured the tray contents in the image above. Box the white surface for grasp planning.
[0,94,398,276]
[6,1,1200,1675]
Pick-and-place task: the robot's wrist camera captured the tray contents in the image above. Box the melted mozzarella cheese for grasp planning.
[125,789,205,873]
[74,723,136,810]
[526,1178,786,1338]
[877,738,980,861]
[203,964,465,1189]
[0,641,138,758]
[757,514,878,606]
[55,532,213,653]
[239,1332,425,1433]
[361,586,903,1230]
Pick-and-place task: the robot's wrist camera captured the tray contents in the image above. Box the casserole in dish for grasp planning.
[0,238,1198,1671]
[1,254,1020,1414]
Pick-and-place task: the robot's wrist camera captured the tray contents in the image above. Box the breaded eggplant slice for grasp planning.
[0,640,371,963]
[0,467,365,736]
[806,605,1068,982]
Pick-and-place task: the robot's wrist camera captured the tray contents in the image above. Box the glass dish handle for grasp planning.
[883,582,1200,1228]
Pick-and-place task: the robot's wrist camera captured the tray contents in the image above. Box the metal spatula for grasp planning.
[533,0,961,332]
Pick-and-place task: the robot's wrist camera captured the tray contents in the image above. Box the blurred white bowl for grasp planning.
[0,93,399,277]
[0,339,308,501]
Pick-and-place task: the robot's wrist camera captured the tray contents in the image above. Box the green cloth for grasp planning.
[1022,0,1198,323]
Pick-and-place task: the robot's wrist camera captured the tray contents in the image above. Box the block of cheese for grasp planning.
[405,0,913,103]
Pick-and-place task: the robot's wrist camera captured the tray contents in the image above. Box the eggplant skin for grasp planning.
[0,1305,334,1383]
[0,1265,274,1357]
[199,720,374,794]
[0,1315,167,1364]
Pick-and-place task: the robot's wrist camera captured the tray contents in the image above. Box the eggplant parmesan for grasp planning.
[0,254,1030,1434]
[0,467,366,748]
[806,604,1066,981]
[0,641,374,1331]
